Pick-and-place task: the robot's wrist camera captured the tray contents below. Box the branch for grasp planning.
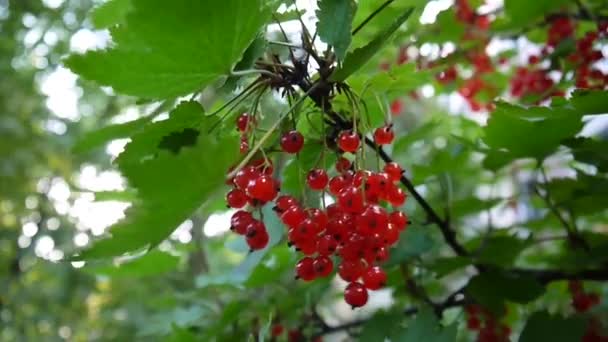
[512,267,608,284]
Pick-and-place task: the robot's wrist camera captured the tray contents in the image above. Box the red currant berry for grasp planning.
[337,130,360,153]
[295,257,316,281]
[313,255,334,277]
[233,166,260,190]
[329,175,350,196]
[389,210,409,231]
[274,195,299,213]
[337,186,365,214]
[356,205,389,236]
[281,205,306,228]
[338,259,365,282]
[230,210,254,235]
[306,208,328,230]
[362,266,387,290]
[390,99,403,115]
[375,246,389,262]
[226,188,248,208]
[374,125,394,145]
[271,324,284,337]
[467,316,481,330]
[280,130,304,154]
[307,169,329,190]
[317,234,338,255]
[383,162,403,182]
[344,282,369,308]
[387,185,406,206]
[246,221,269,251]
[239,135,249,154]
[335,157,351,173]
[247,175,278,202]
[236,112,253,132]
[383,224,400,245]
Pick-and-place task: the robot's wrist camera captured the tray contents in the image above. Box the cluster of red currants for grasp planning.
[568,281,608,341]
[226,112,410,308]
[569,280,601,313]
[465,305,511,342]
[280,125,409,308]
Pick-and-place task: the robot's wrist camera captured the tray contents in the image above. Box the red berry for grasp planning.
[374,125,394,145]
[295,257,316,281]
[355,205,389,236]
[338,259,365,282]
[226,188,248,208]
[317,234,338,255]
[337,130,360,153]
[467,316,481,330]
[389,211,409,231]
[329,175,350,196]
[362,266,387,290]
[383,224,400,245]
[271,324,284,337]
[344,282,369,308]
[233,166,260,190]
[390,99,403,115]
[287,329,304,342]
[247,175,278,202]
[573,293,594,312]
[281,205,306,228]
[280,130,304,153]
[246,221,269,251]
[239,135,249,154]
[306,208,328,230]
[337,186,365,214]
[383,162,402,182]
[335,157,351,173]
[387,185,406,206]
[230,210,254,235]
[375,246,389,262]
[313,255,334,277]
[236,112,253,132]
[307,169,329,190]
[274,195,298,213]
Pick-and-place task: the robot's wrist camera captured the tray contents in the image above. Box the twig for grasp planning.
[352,0,395,36]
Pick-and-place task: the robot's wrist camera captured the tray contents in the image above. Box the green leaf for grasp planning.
[83,250,179,277]
[426,256,472,278]
[565,137,608,172]
[471,235,531,267]
[90,0,132,28]
[166,325,198,342]
[504,0,571,28]
[570,89,608,115]
[359,309,403,341]
[451,197,502,218]
[74,102,239,259]
[387,225,434,266]
[66,0,269,99]
[353,63,432,95]
[519,311,587,342]
[483,102,584,159]
[316,0,357,62]
[467,271,545,314]
[73,117,149,153]
[394,307,457,342]
[393,120,440,153]
[330,7,414,82]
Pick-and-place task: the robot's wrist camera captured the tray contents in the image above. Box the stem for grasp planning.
[231,69,276,78]
[352,0,395,36]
